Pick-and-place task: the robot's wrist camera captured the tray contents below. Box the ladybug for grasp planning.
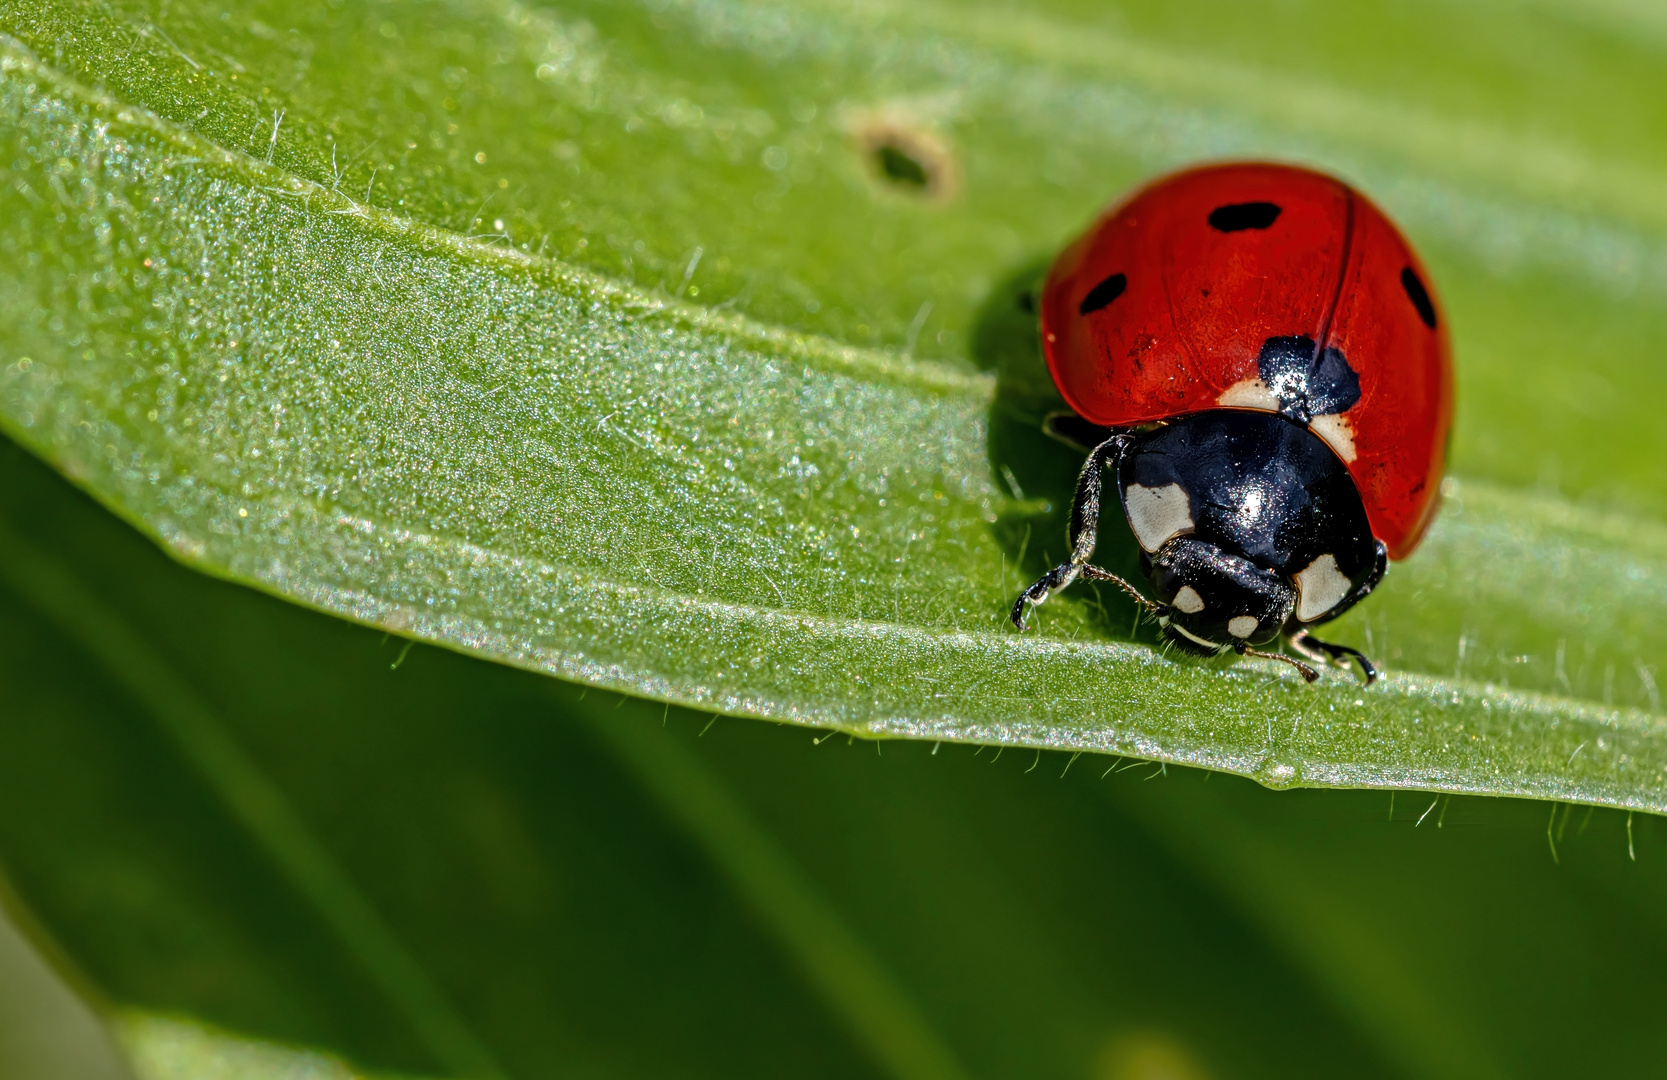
[1010,162,1452,684]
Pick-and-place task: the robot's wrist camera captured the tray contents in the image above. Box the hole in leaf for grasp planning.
[853,117,957,201]
[875,143,930,189]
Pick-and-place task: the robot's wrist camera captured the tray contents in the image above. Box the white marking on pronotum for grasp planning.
[1172,585,1205,613]
[1124,482,1195,552]
[1295,553,1352,621]
[1217,377,1280,411]
[1227,615,1259,638]
[1309,413,1358,462]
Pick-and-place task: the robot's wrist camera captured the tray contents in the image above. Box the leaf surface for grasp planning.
[2,0,1667,811]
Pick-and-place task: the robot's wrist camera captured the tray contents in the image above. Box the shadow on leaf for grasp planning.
[972,257,1162,648]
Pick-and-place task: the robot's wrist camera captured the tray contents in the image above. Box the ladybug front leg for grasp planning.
[1288,629,1378,685]
[1011,434,1152,630]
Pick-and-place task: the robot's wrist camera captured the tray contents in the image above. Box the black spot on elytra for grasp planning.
[1078,273,1126,315]
[1209,202,1282,232]
[1257,335,1361,423]
[1401,267,1437,329]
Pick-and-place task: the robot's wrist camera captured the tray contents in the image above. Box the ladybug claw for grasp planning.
[1009,594,1033,631]
[1288,630,1378,686]
[1010,563,1081,631]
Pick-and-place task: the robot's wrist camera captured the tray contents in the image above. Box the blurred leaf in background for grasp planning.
[4,0,1667,1077]
[0,873,130,1080]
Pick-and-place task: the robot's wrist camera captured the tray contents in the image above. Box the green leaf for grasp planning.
[3,0,1667,817]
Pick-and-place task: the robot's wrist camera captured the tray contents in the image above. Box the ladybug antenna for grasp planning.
[1235,643,1319,683]
[1080,564,1164,616]
[1289,629,1379,686]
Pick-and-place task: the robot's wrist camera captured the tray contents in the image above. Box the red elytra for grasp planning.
[1041,161,1452,560]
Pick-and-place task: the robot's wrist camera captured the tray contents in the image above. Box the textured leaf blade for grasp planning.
[2,39,1666,813]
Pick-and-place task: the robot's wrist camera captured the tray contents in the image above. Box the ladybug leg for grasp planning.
[1010,434,1143,630]
[1288,629,1379,686]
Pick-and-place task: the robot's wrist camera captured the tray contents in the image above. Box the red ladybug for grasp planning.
[1010,162,1452,684]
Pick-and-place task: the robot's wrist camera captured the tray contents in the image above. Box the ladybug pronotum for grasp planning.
[1011,162,1453,684]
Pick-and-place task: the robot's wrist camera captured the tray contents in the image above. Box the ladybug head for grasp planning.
[1146,537,1294,654]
